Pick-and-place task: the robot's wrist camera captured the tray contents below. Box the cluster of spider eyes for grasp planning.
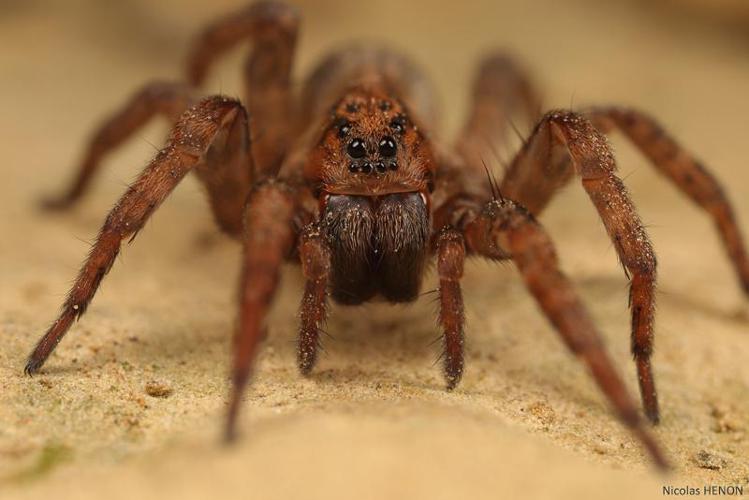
[337,115,406,174]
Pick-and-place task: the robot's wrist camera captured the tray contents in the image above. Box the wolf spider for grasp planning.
[25,1,749,468]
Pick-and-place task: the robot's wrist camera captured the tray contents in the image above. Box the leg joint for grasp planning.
[436,228,466,281]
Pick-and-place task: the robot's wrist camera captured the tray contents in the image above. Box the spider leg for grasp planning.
[227,180,307,441]
[42,81,198,210]
[195,103,254,236]
[434,227,466,389]
[25,96,249,374]
[455,53,541,186]
[443,195,668,469]
[500,111,663,423]
[586,106,749,294]
[186,1,299,176]
[296,223,332,375]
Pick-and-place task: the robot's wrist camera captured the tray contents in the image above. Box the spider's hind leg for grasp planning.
[455,53,541,184]
[42,81,198,211]
[187,0,299,177]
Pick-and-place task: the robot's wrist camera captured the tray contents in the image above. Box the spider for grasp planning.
[24,1,749,469]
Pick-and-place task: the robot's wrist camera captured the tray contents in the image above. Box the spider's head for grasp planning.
[305,85,436,199]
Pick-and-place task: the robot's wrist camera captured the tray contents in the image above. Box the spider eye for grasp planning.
[390,116,406,134]
[378,137,397,158]
[337,119,351,138]
[347,138,367,159]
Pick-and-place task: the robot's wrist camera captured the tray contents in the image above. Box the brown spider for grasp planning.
[24,1,749,469]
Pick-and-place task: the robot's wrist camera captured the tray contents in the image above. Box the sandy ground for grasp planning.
[1,1,748,498]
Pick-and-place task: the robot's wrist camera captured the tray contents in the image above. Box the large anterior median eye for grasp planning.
[378,136,397,157]
[347,138,367,158]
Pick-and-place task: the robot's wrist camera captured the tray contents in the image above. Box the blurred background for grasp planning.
[1,1,748,499]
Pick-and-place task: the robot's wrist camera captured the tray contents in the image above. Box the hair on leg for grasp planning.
[587,106,749,294]
[434,227,466,389]
[296,222,332,375]
[500,110,661,423]
[26,96,249,375]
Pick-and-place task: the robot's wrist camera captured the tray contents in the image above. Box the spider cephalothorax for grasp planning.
[26,1,749,469]
[305,85,436,197]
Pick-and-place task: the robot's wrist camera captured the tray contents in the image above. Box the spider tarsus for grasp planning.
[224,397,242,445]
[38,195,75,212]
[645,406,661,426]
[222,424,239,445]
[297,326,321,376]
[297,352,316,376]
[443,367,463,391]
[23,359,40,376]
[635,357,660,425]
[23,347,50,376]
[297,331,320,375]
[637,429,670,472]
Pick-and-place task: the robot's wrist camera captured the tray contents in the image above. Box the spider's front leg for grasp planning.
[586,107,749,293]
[499,111,671,425]
[436,195,668,468]
[497,109,749,425]
[25,96,250,374]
